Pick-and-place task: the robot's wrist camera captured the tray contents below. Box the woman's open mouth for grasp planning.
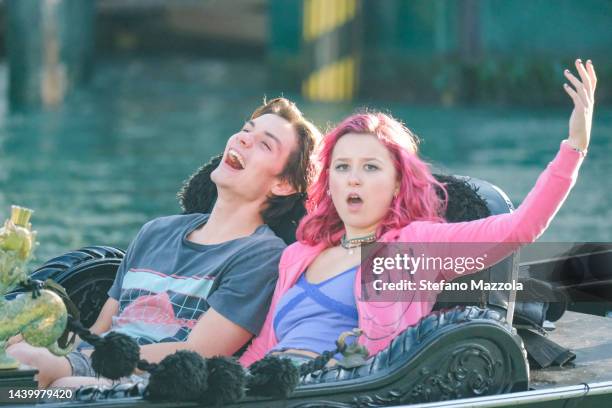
[224,148,246,170]
[346,193,363,211]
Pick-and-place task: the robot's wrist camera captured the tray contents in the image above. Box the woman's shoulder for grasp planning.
[282,240,316,257]
[280,241,322,265]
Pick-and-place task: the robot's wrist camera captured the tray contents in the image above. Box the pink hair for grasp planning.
[296,112,448,247]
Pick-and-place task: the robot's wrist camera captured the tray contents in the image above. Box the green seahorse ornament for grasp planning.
[0,206,72,370]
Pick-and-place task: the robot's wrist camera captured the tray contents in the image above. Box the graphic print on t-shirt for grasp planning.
[111,267,215,345]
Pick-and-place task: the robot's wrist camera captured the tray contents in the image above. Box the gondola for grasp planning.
[3,158,612,408]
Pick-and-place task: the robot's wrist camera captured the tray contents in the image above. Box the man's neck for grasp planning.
[189,196,264,245]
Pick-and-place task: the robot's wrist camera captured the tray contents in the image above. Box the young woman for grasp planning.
[240,59,597,367]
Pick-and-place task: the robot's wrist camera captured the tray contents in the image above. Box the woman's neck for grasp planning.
[343,226,378,241]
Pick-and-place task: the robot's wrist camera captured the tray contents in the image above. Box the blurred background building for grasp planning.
[0,0,610,107]
[0,0,610,261]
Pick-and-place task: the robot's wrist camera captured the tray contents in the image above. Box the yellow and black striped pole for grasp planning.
[302,0,361,102]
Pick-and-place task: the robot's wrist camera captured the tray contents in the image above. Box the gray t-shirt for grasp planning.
[107,213,285,345]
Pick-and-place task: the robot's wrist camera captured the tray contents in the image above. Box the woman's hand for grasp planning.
[563,59,597,152]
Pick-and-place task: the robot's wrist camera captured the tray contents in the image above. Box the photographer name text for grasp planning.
[372,279,523,291]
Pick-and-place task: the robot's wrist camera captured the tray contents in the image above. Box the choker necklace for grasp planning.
[341,233,377,255]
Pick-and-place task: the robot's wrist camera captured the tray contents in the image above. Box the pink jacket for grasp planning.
[240,142,584,367]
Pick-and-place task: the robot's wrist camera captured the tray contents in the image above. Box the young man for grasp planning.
[8,98,320,388]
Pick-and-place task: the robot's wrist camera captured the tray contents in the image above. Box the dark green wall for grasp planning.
[268,0,611,104]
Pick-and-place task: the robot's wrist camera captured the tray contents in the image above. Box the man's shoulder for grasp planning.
[242,225,287,254]
[141,213,207,235]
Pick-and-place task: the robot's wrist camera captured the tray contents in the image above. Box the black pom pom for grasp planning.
[146,351,208,402]
[433,174,491,222]
[90,332,140,380]
[247,355,300,398]
[178,155,222,215]
[200,356,246,406]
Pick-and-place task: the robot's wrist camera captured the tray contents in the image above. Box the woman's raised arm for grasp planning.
[399,60,597,276]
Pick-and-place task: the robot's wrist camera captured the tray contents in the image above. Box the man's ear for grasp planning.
[270,178,297,197]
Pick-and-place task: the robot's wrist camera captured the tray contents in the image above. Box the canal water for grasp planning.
[0,57,610,264]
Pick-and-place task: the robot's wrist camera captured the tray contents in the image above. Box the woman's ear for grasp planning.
[271,178,297,197]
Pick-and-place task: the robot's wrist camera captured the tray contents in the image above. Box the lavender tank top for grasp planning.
[271,266,358,355]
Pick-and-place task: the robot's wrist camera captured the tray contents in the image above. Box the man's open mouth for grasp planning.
[225,149,246,170]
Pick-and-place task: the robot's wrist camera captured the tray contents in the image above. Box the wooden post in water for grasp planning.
[458,0,480,60]
[6,0,95,110]
[302,0,362,102]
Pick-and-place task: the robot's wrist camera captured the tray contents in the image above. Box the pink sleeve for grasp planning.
[239,247,294,367]
[400,141,584,277]
[238,306,275,367]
